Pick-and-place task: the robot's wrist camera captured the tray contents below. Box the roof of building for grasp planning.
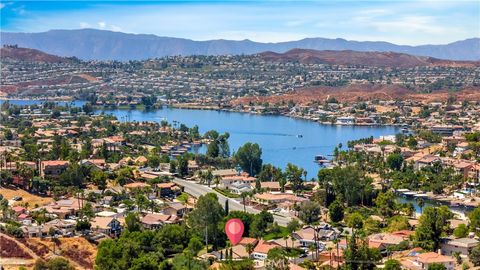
[417,252,455,264]
[41,160,69,167]
[90,216,116,230]
[444,238,479,248]
[253,239,280,254]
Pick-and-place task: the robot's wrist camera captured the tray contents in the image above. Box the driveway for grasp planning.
[173,178,291,226]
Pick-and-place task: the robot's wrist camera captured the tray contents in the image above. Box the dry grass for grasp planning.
[28,237,97,270]
[374,105,396,113]
[0,187,53,208]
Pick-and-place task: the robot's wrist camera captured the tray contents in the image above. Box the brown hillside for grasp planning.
[232,84,480,104]
[259,49,480,68]
[0,46,70,63]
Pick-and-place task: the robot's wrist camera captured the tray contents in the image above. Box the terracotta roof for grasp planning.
[417,252,455,264]
[141,213,179,225]
[124,182,150,189]
[41,160,69,167]
[157,182,177,189]
[253,239,280,254]
[259,181,281,189]
[238,237,258,246]
[91,217,116,230]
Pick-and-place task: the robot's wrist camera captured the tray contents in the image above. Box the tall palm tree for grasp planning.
[240,192,249,212]
[214,175,221,188]
[245,243,254,258]
[416,198,425,214]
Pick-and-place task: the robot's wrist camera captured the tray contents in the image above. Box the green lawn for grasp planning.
[213,188,240,198]
[263,226,290,240]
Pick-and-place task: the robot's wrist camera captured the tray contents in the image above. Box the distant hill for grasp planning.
[259,49,480,68]
[1,29,478,61]
[0,46,70,63]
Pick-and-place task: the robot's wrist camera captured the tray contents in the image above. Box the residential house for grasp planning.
[80,159,106,170]
[292,225,336,248]
[229,182,253,194]
[368,232,410,252]
[163,202,189,217]
[40,160,69,178]
[156,182,181,198]
[440,238,479,256]
[251,240,280,261]
[140,213,180,229]
[90,216,122,236]
[400,250,455,270]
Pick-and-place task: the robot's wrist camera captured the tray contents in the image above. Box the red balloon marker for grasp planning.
[225,218,244,245]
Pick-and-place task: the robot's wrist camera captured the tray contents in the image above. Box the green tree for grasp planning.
[250,210,274,238]
[374,191,398,219]
[469,207,480,236]
[384,259,402,270]
[206,140,220,158]
[176,155,189,177]
[298,201,321,224]
[234,143,263,176]
[427,263,446,270]
[266,247,289,270]
[37,257,75,270]
[92,170,108,192]
[469,245,480,266]
[328,200,344,223]
[387,153,404,171]
[125,212,141,232]
[285,163,305,194]
[453,224,469,238]
[347,212,364,229]
[414,206,453,251]
[187,193,225,250]
[286,219,300,234]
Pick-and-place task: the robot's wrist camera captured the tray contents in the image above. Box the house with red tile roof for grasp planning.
[140,213,180,229]
[40,160,69,178]
[251,239,280,261]
[400,250,455,270]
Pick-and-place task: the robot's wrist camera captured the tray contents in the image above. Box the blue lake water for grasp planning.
[94,107,398,178]
[2,99,398,178]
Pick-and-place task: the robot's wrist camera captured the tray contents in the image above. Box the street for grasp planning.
[173,178,291,226]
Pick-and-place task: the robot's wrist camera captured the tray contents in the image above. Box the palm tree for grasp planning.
[416,198,425,214]
[240,192,249,212]
[283,234,288,248]
[214,175,221,188]
[196,170,205,184]
[148,200,157,213]
[245,243,254,258]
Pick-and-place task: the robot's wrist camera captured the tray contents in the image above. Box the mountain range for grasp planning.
[1,29,479,61]
[259,49,479,68]
[4,46,478,68]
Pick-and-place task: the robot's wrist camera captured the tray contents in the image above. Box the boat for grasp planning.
[297,134,303,138]
[314,155,330,164]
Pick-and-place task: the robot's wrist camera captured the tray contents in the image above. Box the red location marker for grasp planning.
[225,218,244,245]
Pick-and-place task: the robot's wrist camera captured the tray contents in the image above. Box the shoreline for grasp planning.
[1,98,404,128]
[169,103,405,128]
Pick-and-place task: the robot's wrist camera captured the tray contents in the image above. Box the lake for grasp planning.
[2,99,398,177]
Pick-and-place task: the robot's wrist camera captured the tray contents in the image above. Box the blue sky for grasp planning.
[1,1,479,45]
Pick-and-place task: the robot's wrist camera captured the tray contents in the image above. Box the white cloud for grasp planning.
[110,25,122,32]
[0,3,5,9]
[79,22,90,28]
[285,20,306,27]
[97,21,106,29]
[370,15,454,35]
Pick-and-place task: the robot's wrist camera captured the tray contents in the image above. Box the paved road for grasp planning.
[173,178,291,226]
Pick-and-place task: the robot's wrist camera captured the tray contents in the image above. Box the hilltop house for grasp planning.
[40,160,69,178]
